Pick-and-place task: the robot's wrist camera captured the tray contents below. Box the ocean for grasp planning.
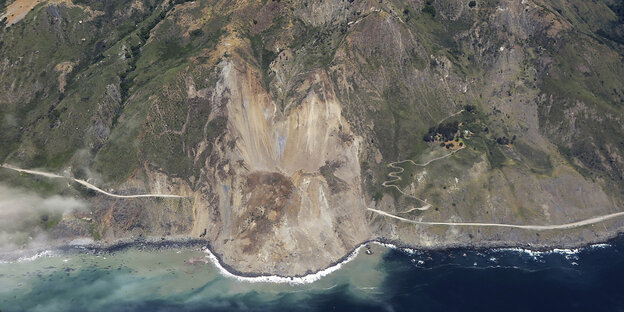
[2,235,624,311]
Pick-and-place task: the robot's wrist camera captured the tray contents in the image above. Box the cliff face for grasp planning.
[195,58,370,274]
[2,0,624,275]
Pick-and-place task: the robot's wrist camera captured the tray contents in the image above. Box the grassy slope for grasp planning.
[1,0,623,196]
[1,0,230,186]
[0,0,160,167]
[534,0,624,194]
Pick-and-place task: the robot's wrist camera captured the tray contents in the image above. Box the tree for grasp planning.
[496,137,510,145]
[464,104,476,112]
[423,0,436,17]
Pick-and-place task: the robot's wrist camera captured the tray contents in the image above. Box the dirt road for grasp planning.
[381,147,465,210]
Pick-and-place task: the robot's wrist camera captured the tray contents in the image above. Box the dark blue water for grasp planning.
[3,235,624,312]
[378,244,624,312]
[305,238,624,312]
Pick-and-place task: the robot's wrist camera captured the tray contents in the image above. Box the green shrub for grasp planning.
[423,1,436,17]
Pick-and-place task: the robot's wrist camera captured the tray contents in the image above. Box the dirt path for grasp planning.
[376,133,624,230]
[379,107,479,212]
[381,147,465,210]
[398,204,432,213]
[367,207,624,231]
[437,109,465,125]
[1,164,185,199]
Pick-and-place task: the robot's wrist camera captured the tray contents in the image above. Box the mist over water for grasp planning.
[0,183,86,251]
[2,236,624,311]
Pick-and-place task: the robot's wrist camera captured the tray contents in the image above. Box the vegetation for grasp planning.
[2,0,624,222]
[423,121,459,142]
[423,0,436,17]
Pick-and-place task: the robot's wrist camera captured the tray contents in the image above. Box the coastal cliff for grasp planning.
[1,0,624,276]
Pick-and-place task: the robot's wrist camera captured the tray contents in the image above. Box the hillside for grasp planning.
[1,0,624,276]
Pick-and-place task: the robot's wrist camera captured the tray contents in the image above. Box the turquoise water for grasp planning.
[0,244,389,311]
[2,237,624,311]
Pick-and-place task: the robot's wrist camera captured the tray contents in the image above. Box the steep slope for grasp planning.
[1,0,624,275]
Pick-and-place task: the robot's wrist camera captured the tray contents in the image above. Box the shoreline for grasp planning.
[193,232,624,284]
[2,230,624,283]
[4,163,624,279]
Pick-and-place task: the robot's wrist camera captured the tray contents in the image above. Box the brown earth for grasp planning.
[2,0,624,277]
[2,0,42,26]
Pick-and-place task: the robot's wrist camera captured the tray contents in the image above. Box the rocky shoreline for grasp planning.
[202,227,624,280]
[2,229,624,281]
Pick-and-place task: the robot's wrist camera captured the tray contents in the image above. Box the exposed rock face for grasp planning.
[194,59,370,275]
[2,0,624,276]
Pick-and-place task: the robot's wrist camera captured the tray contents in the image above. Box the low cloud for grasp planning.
[0,183,86,250]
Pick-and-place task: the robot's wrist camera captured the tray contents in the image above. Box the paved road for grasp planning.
[1,164,185,199]
[367,207,624,230]
[375,142,624,230]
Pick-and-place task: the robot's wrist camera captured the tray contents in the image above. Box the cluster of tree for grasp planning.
[495,137,510,145]
[464,104,476,113]
[423,121,459,142]
[423,0,436,17]
[495,135,516,145]
[440,141,463,149]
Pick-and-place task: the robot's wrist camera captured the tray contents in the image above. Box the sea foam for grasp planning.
[497,243,611,257]
[0,250,54,264]
[202,242,397,285]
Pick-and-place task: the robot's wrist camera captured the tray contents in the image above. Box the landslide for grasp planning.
[1,0,624,275]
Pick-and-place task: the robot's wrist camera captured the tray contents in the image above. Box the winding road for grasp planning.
[1,164,185,199]
[375,142,624,231]
[381,147,465,210]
